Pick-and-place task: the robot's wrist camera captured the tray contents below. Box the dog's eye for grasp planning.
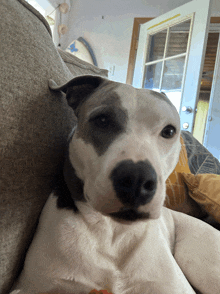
[91,114,111,128]
[161,125,176,139]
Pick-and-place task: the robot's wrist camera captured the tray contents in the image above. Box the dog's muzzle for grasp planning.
[110,159,157,209]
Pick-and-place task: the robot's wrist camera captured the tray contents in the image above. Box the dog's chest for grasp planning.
[21,195,184,294]
[38,196,151,276]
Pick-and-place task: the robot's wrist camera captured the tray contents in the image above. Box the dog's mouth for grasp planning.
[109,207,150,222]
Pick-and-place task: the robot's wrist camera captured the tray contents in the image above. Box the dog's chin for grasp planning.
[109,208,150,223]
[108,205,163,224]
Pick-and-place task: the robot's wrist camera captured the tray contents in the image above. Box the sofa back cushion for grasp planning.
[0,1,107,293]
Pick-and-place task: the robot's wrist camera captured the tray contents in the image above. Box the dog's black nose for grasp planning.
[110,160,157,208]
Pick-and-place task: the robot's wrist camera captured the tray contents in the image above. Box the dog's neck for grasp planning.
[73,200,149,250]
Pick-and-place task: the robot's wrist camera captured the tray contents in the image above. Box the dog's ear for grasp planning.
[49,75,106,116]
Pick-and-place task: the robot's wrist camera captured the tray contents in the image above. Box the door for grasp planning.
[203,34,220,161]
[133,0,212,133]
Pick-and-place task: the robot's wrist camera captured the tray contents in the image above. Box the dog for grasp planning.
[11,76,220,294]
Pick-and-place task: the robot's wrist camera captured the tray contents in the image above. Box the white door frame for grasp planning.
[203,32,220,160]
[133,0,212,133]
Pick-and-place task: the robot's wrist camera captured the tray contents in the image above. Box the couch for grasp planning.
[1,1,220,293]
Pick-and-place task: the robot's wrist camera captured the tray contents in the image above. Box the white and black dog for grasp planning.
[11,76,220,294]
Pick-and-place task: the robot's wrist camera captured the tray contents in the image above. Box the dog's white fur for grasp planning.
[69,84,180,219]
[11,78,220,294]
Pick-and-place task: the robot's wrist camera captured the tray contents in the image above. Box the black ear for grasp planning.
[48,75,106,116]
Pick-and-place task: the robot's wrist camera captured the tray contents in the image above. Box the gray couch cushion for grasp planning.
[58,48,108,77]
[0,1,107,293]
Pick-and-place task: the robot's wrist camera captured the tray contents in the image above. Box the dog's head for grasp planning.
[49,75,181,222]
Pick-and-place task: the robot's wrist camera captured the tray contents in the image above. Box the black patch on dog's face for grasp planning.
[63,155,86,202]
[54,144,86,211]
[53,170,79,212]
[76,84,128,156]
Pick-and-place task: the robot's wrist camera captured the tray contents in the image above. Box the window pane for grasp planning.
[147,30,167,62]
[161,56,185,91]
[143,62,162,90]
[166,20,191,58]
[161,56,186,112]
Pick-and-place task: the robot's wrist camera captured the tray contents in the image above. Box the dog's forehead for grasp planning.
[81,81,172,110]
[115,84,173,107]
[82,82,126,111]
[74,81,180,156]
[113,84,176,116]
[145,89,174,106]
[114,84,179,129]
[78,82,178,130]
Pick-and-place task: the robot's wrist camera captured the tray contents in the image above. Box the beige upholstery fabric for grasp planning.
[59,49,108,77]
[0,1,107,293]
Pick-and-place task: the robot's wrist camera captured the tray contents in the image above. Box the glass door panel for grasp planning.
[143,62,163,90]
[147,30,167,62]
[162,57,186,90]
[166,20,191,57]
[161,56,186,110]
[143,18,192,112]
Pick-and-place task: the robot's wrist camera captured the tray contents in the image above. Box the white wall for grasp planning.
[58,0,220,83]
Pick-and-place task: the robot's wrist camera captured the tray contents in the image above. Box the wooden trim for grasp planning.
[126,18,152,84]
[126,17,220,85]
[210,17,220,23]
